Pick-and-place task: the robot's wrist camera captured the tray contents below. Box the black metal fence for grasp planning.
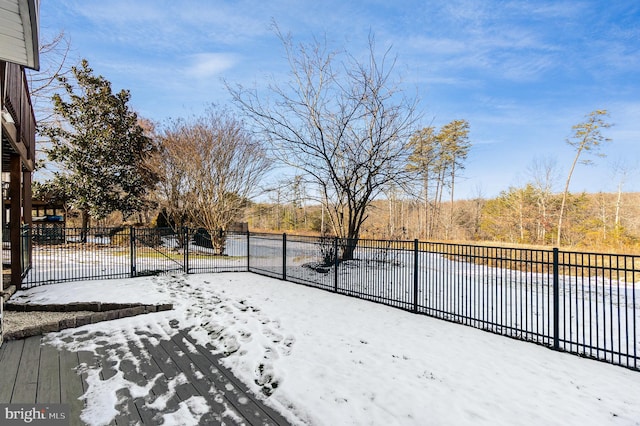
[2,225,32,279]
[20,225,31,277]
[248,233,639,371]
[24,227,247,285]
[20,227,640,371]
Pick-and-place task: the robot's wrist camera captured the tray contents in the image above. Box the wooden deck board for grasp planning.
[0,332,291,425]
[144,336,200,402]
[159,335,235,424]
[126,339,165,425]
[11,336,41,403]
[59,350,85,426]
[76,350,93,394]
[180,330,290,425]
[112,344,144,426]
[172,331,285,425]
[36,344,61,403]
[0,338,23,402]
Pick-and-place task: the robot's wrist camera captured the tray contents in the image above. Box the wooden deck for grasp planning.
[0,330,290,425]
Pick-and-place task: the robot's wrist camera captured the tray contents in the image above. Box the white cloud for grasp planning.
[185,53,238,78]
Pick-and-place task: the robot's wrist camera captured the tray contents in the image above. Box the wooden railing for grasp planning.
[1,61,36,163]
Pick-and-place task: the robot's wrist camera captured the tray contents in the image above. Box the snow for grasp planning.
[15,272,640,425]
[159,396,209,426]
[11,277,168,305]
[23,234,640,368]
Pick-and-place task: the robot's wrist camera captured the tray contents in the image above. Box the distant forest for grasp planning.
[244,190,640,252]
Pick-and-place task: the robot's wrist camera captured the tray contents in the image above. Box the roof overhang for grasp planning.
[0,0,40,70]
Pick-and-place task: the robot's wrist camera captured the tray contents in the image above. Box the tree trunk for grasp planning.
[449,169,456,240]
[615,182,622,227]
[211,228,226,256]
[558,146,584,246]
[340,237,358,261]
[423,174,429,239]
[80,209,90,243]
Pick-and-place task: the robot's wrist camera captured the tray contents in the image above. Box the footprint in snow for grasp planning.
[262,346,279,361]
[233,301,249,311]
[203,323,225,339]
[220,304,234,314]
[254,363,279,396]
[238,329,252,342]
[281,336,295,356]
[221,335,240,355]
[262,325,284,344]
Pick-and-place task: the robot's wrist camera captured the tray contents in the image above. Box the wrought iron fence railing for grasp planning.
[2,225,32,279]
[23,227,247,285]
[17,227,640,371]
[20,225,31,278]
[249,233,639,371]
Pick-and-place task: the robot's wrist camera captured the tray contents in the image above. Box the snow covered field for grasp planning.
[13,272,640,425]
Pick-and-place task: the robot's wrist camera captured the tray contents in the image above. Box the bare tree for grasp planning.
[26,31,75,181]
[156,107,270,254]
[28,31,74,126]
[527,157,559,244]
[286,175,308,230]
[228,29,417,259]
[557,110,612,246]
[148,120,189,244]
[607,159,638,245]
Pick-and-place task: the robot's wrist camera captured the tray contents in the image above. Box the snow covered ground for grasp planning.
[23,234,640,370]
[12,272,640,425]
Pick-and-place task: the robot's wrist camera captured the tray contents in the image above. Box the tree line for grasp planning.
[244,180,639,251]
[31,29,625,258]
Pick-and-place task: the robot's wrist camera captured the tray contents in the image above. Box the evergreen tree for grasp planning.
[407,126,438,238]
[437,119,471,239]
[407,120,470,239]
[557,110,612,246]
[40,59,157,239]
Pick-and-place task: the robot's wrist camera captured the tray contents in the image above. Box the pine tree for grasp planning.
[40,59,157,240]
[407,126,438,238]
[437,119,471,239]
[557,110,612,246]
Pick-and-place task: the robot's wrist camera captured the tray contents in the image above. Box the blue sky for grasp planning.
[38,0,639,199]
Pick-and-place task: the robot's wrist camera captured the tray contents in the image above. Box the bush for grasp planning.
[318,235,337,266]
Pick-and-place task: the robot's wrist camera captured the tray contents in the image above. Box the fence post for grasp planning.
[413,239,419,313]
[26,224,32,273]
[282,233,287,281]
[246,230,250,272]
[130,226,136,278]
[552,247,560,350]
[183,227,189,274]
[333,237,339,293]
